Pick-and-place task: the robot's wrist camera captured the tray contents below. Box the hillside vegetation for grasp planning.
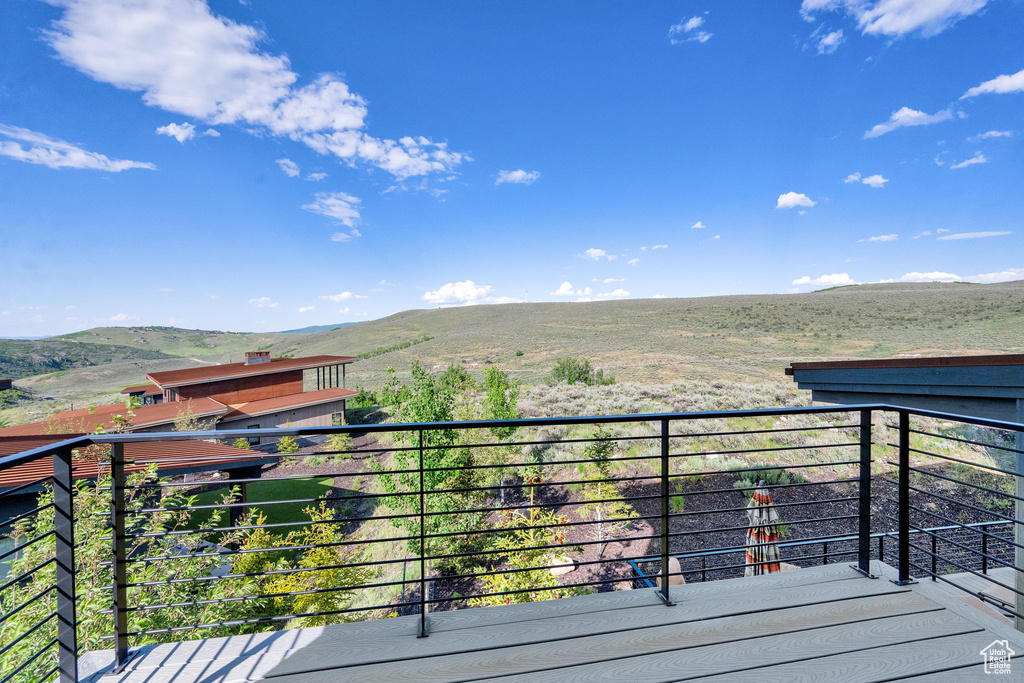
[4,281,1024,421]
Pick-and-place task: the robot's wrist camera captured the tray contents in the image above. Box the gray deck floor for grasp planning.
[82,561,1024,683]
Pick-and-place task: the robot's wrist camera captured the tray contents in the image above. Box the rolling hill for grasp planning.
[5,281,1024,423]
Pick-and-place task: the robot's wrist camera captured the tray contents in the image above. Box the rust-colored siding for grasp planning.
[176,371,304,404]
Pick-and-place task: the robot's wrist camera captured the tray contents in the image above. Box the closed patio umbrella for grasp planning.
[744,481,781,577]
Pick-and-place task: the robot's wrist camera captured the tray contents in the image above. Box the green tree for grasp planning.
[548,357,615,386]
[376,362,485,573]
[481,366,522,505]
[577,424,636,558]
[232,437,252,450]
[277,435,300,454]
[470,506,588,607]
[0,468,374,678]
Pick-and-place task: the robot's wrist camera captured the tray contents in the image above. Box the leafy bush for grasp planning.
[232,437,252,450]
[326,433,354,462]
[548,357,614,386]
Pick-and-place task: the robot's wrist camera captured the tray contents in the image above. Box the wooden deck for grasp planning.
[81,561,1024,682]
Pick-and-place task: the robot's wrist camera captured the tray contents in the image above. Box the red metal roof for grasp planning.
[121,383,163,395]
[147,355,355,388]
[0,438,276,489]
[0,397,229,437]
[785,353,1024,375]
[221,387,357,420]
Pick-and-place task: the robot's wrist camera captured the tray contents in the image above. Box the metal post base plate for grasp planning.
[849,563,878,579]
[890,578,918,586]
[655,589,676,607]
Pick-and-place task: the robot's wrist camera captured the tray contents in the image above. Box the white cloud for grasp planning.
[962,68,1024,99]
[298,305,315,313]
[936,228,950,233]
[338,307,350,313]
[792,273,856,286]
[249,297,278,308]
[801,0,988,38]
[495,169,541,185]
[864,107,952,138]
[882,268,1024,284]
[105,312,138,322]
[651,294,667,299]
[319,292,366,302]
[579,248,616,261]
[651,244,668,250]
[669,15,712,44]
[156,122,196,142]
[845,171,889,187]
[302,192,361,227]
[817,29,845,54]
[885,271,961,282]
[599,277,625,283]
[597,288,630,299]
[859,234,899,242]
[969,268,1024,283]
[968,130,1012,141]
[42,0,466,180]
[627,258,640,266]
[550,282,591,296]
[712,235,721,240]
[949,151,987,169]
[330,229,361,242]
[936,230,1010,240]
[422,280,509,306]
[306,172,327,181]
[912,231,932,239]
[691,221,706,229]
[0,123,155,171]
[777,192,816,209]
[276,158,300,177]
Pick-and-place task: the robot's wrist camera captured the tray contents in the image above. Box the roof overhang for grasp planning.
[148,356,355,389]
[787,355,1024,422]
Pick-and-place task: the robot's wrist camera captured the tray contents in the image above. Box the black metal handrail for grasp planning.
[2,402,1023,682]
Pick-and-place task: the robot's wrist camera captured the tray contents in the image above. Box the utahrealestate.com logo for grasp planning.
[980,640,1014,675]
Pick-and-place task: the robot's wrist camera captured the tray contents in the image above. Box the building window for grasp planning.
[247,424,260,446]
[331,412,345,426]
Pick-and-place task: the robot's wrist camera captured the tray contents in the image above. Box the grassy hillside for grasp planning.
[0,339,176,380]
[50,326,296,357]
[267,280,1024,389]
[5,281,1024,423]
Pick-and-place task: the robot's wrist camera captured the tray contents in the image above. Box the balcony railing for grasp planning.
[1,403,1023,682]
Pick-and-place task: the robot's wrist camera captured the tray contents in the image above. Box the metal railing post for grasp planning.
[852,409,877,578]
[892,410,916,585]
[982,525,989,574]
[931,533,937,580]
[656,418,675,606]
[53,447,77,683]
[417,429,429,637]
[111,442,131,669]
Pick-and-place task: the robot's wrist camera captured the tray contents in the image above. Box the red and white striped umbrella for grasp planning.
[745,481,781,576]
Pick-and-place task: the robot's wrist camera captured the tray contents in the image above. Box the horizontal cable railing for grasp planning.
[1,402,1024,681]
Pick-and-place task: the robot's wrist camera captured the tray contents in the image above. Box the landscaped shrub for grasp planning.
[277,435,299,454]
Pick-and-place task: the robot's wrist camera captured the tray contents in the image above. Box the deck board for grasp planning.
[85,561,1024,683]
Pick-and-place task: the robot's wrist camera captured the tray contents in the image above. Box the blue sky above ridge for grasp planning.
[1,0,1022,336]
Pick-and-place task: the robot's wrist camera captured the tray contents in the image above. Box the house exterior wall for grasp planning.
[215,399,348,444]
[173,370,304,404]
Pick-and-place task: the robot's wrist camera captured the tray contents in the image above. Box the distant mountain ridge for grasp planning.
[277,322,364,334]
[5,281,1024,411]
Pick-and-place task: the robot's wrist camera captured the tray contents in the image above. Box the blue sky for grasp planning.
[1,0,1022,336]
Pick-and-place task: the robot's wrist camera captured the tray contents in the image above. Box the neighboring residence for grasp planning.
[0,379,12,391]
[0,351,357,527]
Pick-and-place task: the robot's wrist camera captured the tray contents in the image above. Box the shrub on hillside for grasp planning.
[548,357,615,387]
